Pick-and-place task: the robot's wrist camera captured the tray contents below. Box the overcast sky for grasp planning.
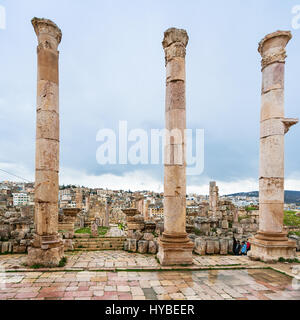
[0,0,299,195]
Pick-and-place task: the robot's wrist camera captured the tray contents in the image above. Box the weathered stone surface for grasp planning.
[27,17,64,267]
[194,238,206,255]
[132,230,143,241]
[128,239,137,252]
[138,240,148,254]
[214,240,220,254]
[206,240,215,254]
[289,235,300,251]
[221,220,229,229]
[158,27,193,266]
[27,246,64,267]
[220,239,229,255]
[63,239,74,251]
[148,241,157,254]
[228,239,234,254]
[143,232,154,241]
[249,30,298,262]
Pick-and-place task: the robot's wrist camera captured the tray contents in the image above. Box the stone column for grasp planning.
[104,198,111,227]
[27,18,64,267]
[249,31,298,262]
[209,181,219,215]
[157,28,193,265]
[85,195,90,212]
[144,200,150,221]
[75,188,82,210]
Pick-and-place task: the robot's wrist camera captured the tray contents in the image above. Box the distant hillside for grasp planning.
[226,190,300,204]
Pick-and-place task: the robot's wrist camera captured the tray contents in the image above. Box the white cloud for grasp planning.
[1,162,300,195]
[188,178,259,195]
[60,167,164,192]
[0,162,34,182]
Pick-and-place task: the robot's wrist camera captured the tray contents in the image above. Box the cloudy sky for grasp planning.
[0,0,299,194]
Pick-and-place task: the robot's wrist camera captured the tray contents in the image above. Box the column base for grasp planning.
[248,232,297,263]
[26,234,64,267]
[157,232,194,266]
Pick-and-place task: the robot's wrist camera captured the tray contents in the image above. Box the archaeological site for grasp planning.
[1,2,300,306]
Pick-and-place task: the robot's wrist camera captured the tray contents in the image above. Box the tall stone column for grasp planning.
[144,200,150,221]
[105,198,111,227]
[157,28,193,265]
[27,18,64,267]
[85,195,90,212]
[75,188,82,210]
[249,31,298,262]
[209,181,219,216]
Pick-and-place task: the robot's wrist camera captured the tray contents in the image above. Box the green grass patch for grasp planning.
[245,206,257,212]
[238,215,249,222]
[284,211,300,227]
[278,257,300,263]
[30,264,44,269]
[288,231,300,237]
[193,227,205,236]
[75,227,109,236]
[59,257,67,267]
[75,227,91,234]
[98,227,109,236]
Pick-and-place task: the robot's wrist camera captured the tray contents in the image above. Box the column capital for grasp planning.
[32,17,62,48]
[162,28,189,64]
[258,30,292,70]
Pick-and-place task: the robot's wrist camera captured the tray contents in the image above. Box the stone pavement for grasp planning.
[0,268,299,300]
[0,251,263,271]
[0,251,299,300]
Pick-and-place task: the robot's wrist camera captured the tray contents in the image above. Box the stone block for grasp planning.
[206,240,215,254]
[165,81,186,111]
[35,139,59,172]
[220,239,229,255]
[214,240,220,254]
[27,244,64,267]
[132,230,143,241]
[128,239,137,252]
[194,238,206,255]
[221,220,229,229]
[143,232,154,241]
[148,241,157,254]
[228,239,234,254]
[37,80,59,113]
[138,240,148,254]
[63,239,74,251]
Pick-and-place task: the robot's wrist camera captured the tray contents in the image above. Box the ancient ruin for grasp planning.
[193,181,259,255]
[157,28,193,265]
[26,18,64,267]
[248,31,299,262]
[122,208,158,254]
[0,18,299,279]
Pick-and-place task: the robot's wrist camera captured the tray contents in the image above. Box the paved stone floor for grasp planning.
[0,250,261,271]
[0,251,299,300]
[0,268,299,300]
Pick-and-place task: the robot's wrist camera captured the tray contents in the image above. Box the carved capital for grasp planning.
[258,30,292,70]
[282,118,299,134]
[162,28,189,64]
[32,17,62,50]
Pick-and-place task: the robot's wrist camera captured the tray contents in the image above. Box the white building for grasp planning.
[12,193,29,206]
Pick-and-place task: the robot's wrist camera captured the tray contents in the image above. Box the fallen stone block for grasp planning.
[138,240,148,254]
[194,238,206,255]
